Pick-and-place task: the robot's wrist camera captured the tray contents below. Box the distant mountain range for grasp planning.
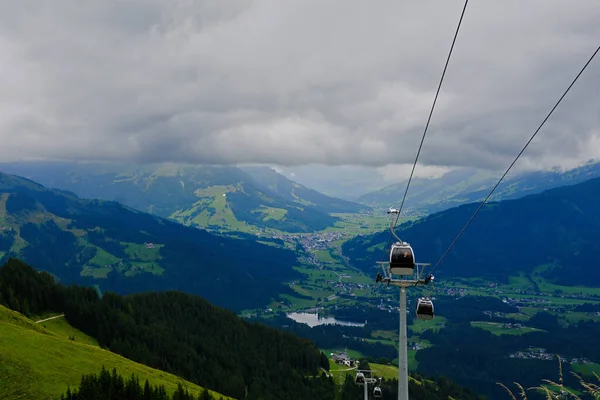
[269,165,395,201]
[356,160,600,215]
[343,175,600,286]
[0,162,368,234]
[0,171,302,311]
[240,166,366,214]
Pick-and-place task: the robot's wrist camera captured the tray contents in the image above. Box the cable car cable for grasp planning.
[427,44,600,281]
[376,0,470,276]
[392,0,469,225]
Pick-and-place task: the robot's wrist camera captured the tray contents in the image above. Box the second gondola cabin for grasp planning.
[416,297,434,320]
[355,372,365,385]
[373,386,383,398]
[389,242,415,276]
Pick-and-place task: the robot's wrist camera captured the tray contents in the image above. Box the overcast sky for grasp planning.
[1,0,599,181]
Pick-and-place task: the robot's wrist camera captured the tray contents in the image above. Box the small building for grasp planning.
[331,350,351,365]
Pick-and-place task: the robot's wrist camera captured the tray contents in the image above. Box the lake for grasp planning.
[287,312,366,327]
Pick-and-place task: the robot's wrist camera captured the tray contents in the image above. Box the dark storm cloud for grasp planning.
[0,0,598,172]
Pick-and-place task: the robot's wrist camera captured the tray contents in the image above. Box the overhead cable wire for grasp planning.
[393,0,470,225]
[428,44,600,278]
[377,0,470,274]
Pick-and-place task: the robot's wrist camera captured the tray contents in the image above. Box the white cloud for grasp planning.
[376,164,452,183]
[0,0,598,172]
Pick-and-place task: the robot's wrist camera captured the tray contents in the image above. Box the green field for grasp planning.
[321,213,415,235]
[409,316,446,335]
[255,205,287,221]
[572,362,600,376]
[327,358,421,387]
[88,246,120,268]
[0,305,230,400]
[470,321,545,336]
[315,249,337,264]
[80,242,167,278]
[170,185,258,233]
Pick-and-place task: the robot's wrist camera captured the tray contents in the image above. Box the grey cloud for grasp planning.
[0,0,599,172]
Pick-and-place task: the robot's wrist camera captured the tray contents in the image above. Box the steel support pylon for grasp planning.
[398,287,408,400]
[376,260,432,400]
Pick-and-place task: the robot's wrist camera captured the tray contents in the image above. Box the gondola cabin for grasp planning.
[416,297,434,320]
[389,242,415,276]
[355,372,365,385]
[373,386,383,398]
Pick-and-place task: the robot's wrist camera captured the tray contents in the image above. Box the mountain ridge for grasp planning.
[343,175,600,286]
[356,160,600,215]
[0,171,301,312]
[240,165,369,214]
[0,161,363,233]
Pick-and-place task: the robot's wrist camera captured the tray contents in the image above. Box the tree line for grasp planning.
[61,366,218,400]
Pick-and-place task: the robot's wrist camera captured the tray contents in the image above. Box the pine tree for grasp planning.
[22,298,30,316]
[319,351,330,371]
[199,388,213,400]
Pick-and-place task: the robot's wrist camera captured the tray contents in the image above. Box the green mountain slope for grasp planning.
[0,259,336,400]
[344,176,600,286]
[0,171,302,311]
[241,166,369,213]
[357,160,600,215]
[0,304,229,400]
[0,161,348,233]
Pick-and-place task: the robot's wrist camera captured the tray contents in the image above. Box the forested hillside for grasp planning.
[0,172,301,311]
[0,259,335,400]
[0,274,226,400]
[344,176,600,286]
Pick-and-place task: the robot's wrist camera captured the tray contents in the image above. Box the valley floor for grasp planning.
[237,213,600,398]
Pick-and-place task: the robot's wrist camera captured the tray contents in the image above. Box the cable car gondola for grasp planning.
[355,372,365,385]
[416,297,434,320]
[389,242,415,276]
[373,386,383,398]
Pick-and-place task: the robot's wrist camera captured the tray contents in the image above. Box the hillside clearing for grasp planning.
[0,305,230,400]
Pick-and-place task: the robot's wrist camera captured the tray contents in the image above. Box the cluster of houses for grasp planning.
[509,347,593,365]
[274,231,345,252]
[438,286,468,297]
[330,350,358,367]
[510,347,556,361]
